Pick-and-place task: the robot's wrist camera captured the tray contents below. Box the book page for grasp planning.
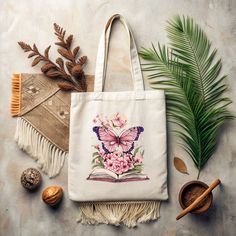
[91,168,118,179]
[119,172,147,179]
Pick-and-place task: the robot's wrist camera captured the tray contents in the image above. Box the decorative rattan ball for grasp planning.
[21,168,42,190]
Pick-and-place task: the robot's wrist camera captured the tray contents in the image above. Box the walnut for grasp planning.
[42,186,63,206]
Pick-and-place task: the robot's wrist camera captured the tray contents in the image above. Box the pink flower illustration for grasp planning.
[111,112,127,128]
[134,154,143,165]
[94,145,105,156]
[104,159,114,169]
[123,153,133,162]
[94,114,111,128]
[103,153,115,161]
[105,159,124,175]
[103,153,135,175]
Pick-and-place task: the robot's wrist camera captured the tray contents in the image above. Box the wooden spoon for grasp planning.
[176,179,221,220]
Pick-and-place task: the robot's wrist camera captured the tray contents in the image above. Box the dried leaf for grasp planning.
[55,41,66,48]
[174,157,189,175]
[56,57,64,69]
[28,52,37,58]
[66,35,73,48]
[18,42,31,52]
[31,56,42,67]
[71,65,82,76]
[54,23,66,42]
[78,56,87,65]
[66,61,73,73]
[57,48,73,60]
[33,44,39,53]
[41,63,56,73]
[54,23,65,38]
[46,70,63,78]
[57,81,75,91]
[44,46,51,58]
[73,46,80,57]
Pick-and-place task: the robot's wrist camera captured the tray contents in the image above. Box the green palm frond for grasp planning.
[139,15,233,179]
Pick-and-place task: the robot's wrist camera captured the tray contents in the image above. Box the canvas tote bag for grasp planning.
[69,14,168,227]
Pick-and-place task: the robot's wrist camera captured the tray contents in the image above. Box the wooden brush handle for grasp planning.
[176,179,221,220]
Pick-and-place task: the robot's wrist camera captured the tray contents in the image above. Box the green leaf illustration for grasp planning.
[134,146,141,156]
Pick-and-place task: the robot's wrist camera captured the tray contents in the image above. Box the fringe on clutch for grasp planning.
[14,117,67,178]
[11,74,21,117]
[77,200,160,228]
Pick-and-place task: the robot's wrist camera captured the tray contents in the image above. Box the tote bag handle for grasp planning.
[94,14,144,92]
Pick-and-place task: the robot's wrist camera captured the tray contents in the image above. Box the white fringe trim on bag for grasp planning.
[77,200,160,228]
[14,117,67,178]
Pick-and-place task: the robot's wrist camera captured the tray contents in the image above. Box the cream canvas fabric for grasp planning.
[68,14,168,202]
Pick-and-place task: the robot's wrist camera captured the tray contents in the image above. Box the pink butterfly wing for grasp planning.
[119,127,144,152]
[93,126,118,152]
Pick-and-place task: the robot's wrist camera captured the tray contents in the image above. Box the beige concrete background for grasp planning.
[0,0,236,235]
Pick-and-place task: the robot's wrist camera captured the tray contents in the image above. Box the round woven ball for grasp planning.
[21,168,42,190]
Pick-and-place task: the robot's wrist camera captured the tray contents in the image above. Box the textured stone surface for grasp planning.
[0,0,236,235]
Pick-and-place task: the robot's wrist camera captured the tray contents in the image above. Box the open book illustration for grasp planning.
[87,113,150,183]
[87,168,149,183]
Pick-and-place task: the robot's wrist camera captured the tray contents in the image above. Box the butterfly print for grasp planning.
[88,113,149,182]
[93,126,144,153]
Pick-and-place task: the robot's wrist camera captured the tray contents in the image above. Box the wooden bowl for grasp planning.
[178,180,213,214]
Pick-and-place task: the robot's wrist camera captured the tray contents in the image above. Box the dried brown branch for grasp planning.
[18,23,88,92]
[53,23,87,91]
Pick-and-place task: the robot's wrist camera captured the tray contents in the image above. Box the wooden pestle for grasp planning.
[176,179,221,220]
